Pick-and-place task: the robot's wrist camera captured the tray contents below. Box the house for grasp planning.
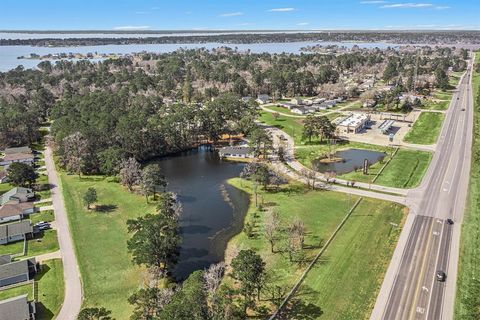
[0,153,35,166]
[3,147,32,155]
[256,94,270,105]
[0,220,34,245]
[291,97,303,105]
[335,113,371,134]
[0,257,38,288]
[218,146,254,159]
[241,96,252,103]
[0,294,36,320]
[291,107,307,115]
[0,203,35,224]
[0,187,35,206]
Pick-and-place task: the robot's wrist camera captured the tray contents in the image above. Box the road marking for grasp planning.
[416,307,425,314]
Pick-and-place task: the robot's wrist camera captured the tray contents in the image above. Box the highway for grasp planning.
[371,55,474,320]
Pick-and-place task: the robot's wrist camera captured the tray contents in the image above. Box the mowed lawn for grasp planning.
[342,149,432,188]
[404,112,444,145]
[227,179,405,319]
[295,198,405,320]
[60,173,156,319]
[296,143,431,188]
[0,259,64,320]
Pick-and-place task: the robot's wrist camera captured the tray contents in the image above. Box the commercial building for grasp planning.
[335,113,371,134]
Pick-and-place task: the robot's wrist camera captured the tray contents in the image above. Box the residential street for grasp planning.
[44,146,83,320]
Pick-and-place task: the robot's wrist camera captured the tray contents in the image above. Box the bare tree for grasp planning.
[285,217,306,262]
[62,132,88,177]
[203,262,226,316]
[301,168,317,190]
[119,157,142,192]
[264,210,281,253]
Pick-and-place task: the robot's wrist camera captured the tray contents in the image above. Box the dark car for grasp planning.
[436,271,446,282]
[447,218,454,225]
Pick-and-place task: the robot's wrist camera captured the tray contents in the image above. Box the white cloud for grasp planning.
[220,12,244,17]
[113,25,151,30]
[381,3,434,8]
[435,6,451,10]
[360,1,387,3]
[268,8,296,12]
[297,22,310,26]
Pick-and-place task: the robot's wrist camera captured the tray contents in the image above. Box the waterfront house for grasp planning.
[0,220,34,245]
[218,146,254,159]
[0,294,36,320]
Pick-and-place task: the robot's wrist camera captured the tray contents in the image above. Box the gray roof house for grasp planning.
[3,147,32,155]
[0,220,34,245]
[219,146,254,159]
[0,170,8,184]
[0,187,35,206]
[0,294,36,320]
[0,257,37,288]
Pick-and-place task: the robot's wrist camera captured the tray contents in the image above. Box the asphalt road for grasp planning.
[371,56,474,320]
[45,146,83,320]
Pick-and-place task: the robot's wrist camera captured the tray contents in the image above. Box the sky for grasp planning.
[1,0,479,31]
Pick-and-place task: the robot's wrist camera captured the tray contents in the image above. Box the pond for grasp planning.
[155,146,249,279]
[311,148,386,175]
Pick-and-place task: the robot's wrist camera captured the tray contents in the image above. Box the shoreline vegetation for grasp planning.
[1,31,480,47]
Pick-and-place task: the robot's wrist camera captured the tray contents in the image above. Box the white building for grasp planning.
[335,113,371,134]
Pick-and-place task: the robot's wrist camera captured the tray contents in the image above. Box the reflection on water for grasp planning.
[312,148,386,175]
[155,146,249,279]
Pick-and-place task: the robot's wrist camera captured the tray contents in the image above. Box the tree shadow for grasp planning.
[277,299,323,320]
[94,204,118,213]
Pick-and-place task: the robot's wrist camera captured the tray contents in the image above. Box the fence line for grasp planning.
[269,197,364,320]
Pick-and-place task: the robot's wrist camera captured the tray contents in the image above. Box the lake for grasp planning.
[0,39,398,71]
[156,146,249,279]
[312,148,386,175]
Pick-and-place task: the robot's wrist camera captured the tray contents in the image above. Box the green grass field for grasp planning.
[455,53,480,319]
[295,142,431,188]
[421,99,450,111]
[30,210,55,224]
[60,173,156,319]
[258,111,341,145]
[227,178,405,319]
[0,230,59,257]
[404,112,445,145]
[0,259,64,320]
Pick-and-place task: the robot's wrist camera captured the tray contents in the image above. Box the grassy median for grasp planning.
[455,53,480,319]
[60,174,155,319]
[227,178,405,319]
[403,112,445,145]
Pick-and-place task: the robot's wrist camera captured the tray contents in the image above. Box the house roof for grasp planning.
[0,255,12,265]
[2,153,34,162]
[0,187,34,206]
[0,259,31,281]
[0,295,31,320]
[219,146,253,156]
[0,202,34,219]
[3,147,32,155]
[0,220,33,240]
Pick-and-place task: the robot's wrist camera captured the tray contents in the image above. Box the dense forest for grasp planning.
[2,30,480,46]
[0,46,466,172]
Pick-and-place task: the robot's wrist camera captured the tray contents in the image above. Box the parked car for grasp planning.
[436,271,446,282]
